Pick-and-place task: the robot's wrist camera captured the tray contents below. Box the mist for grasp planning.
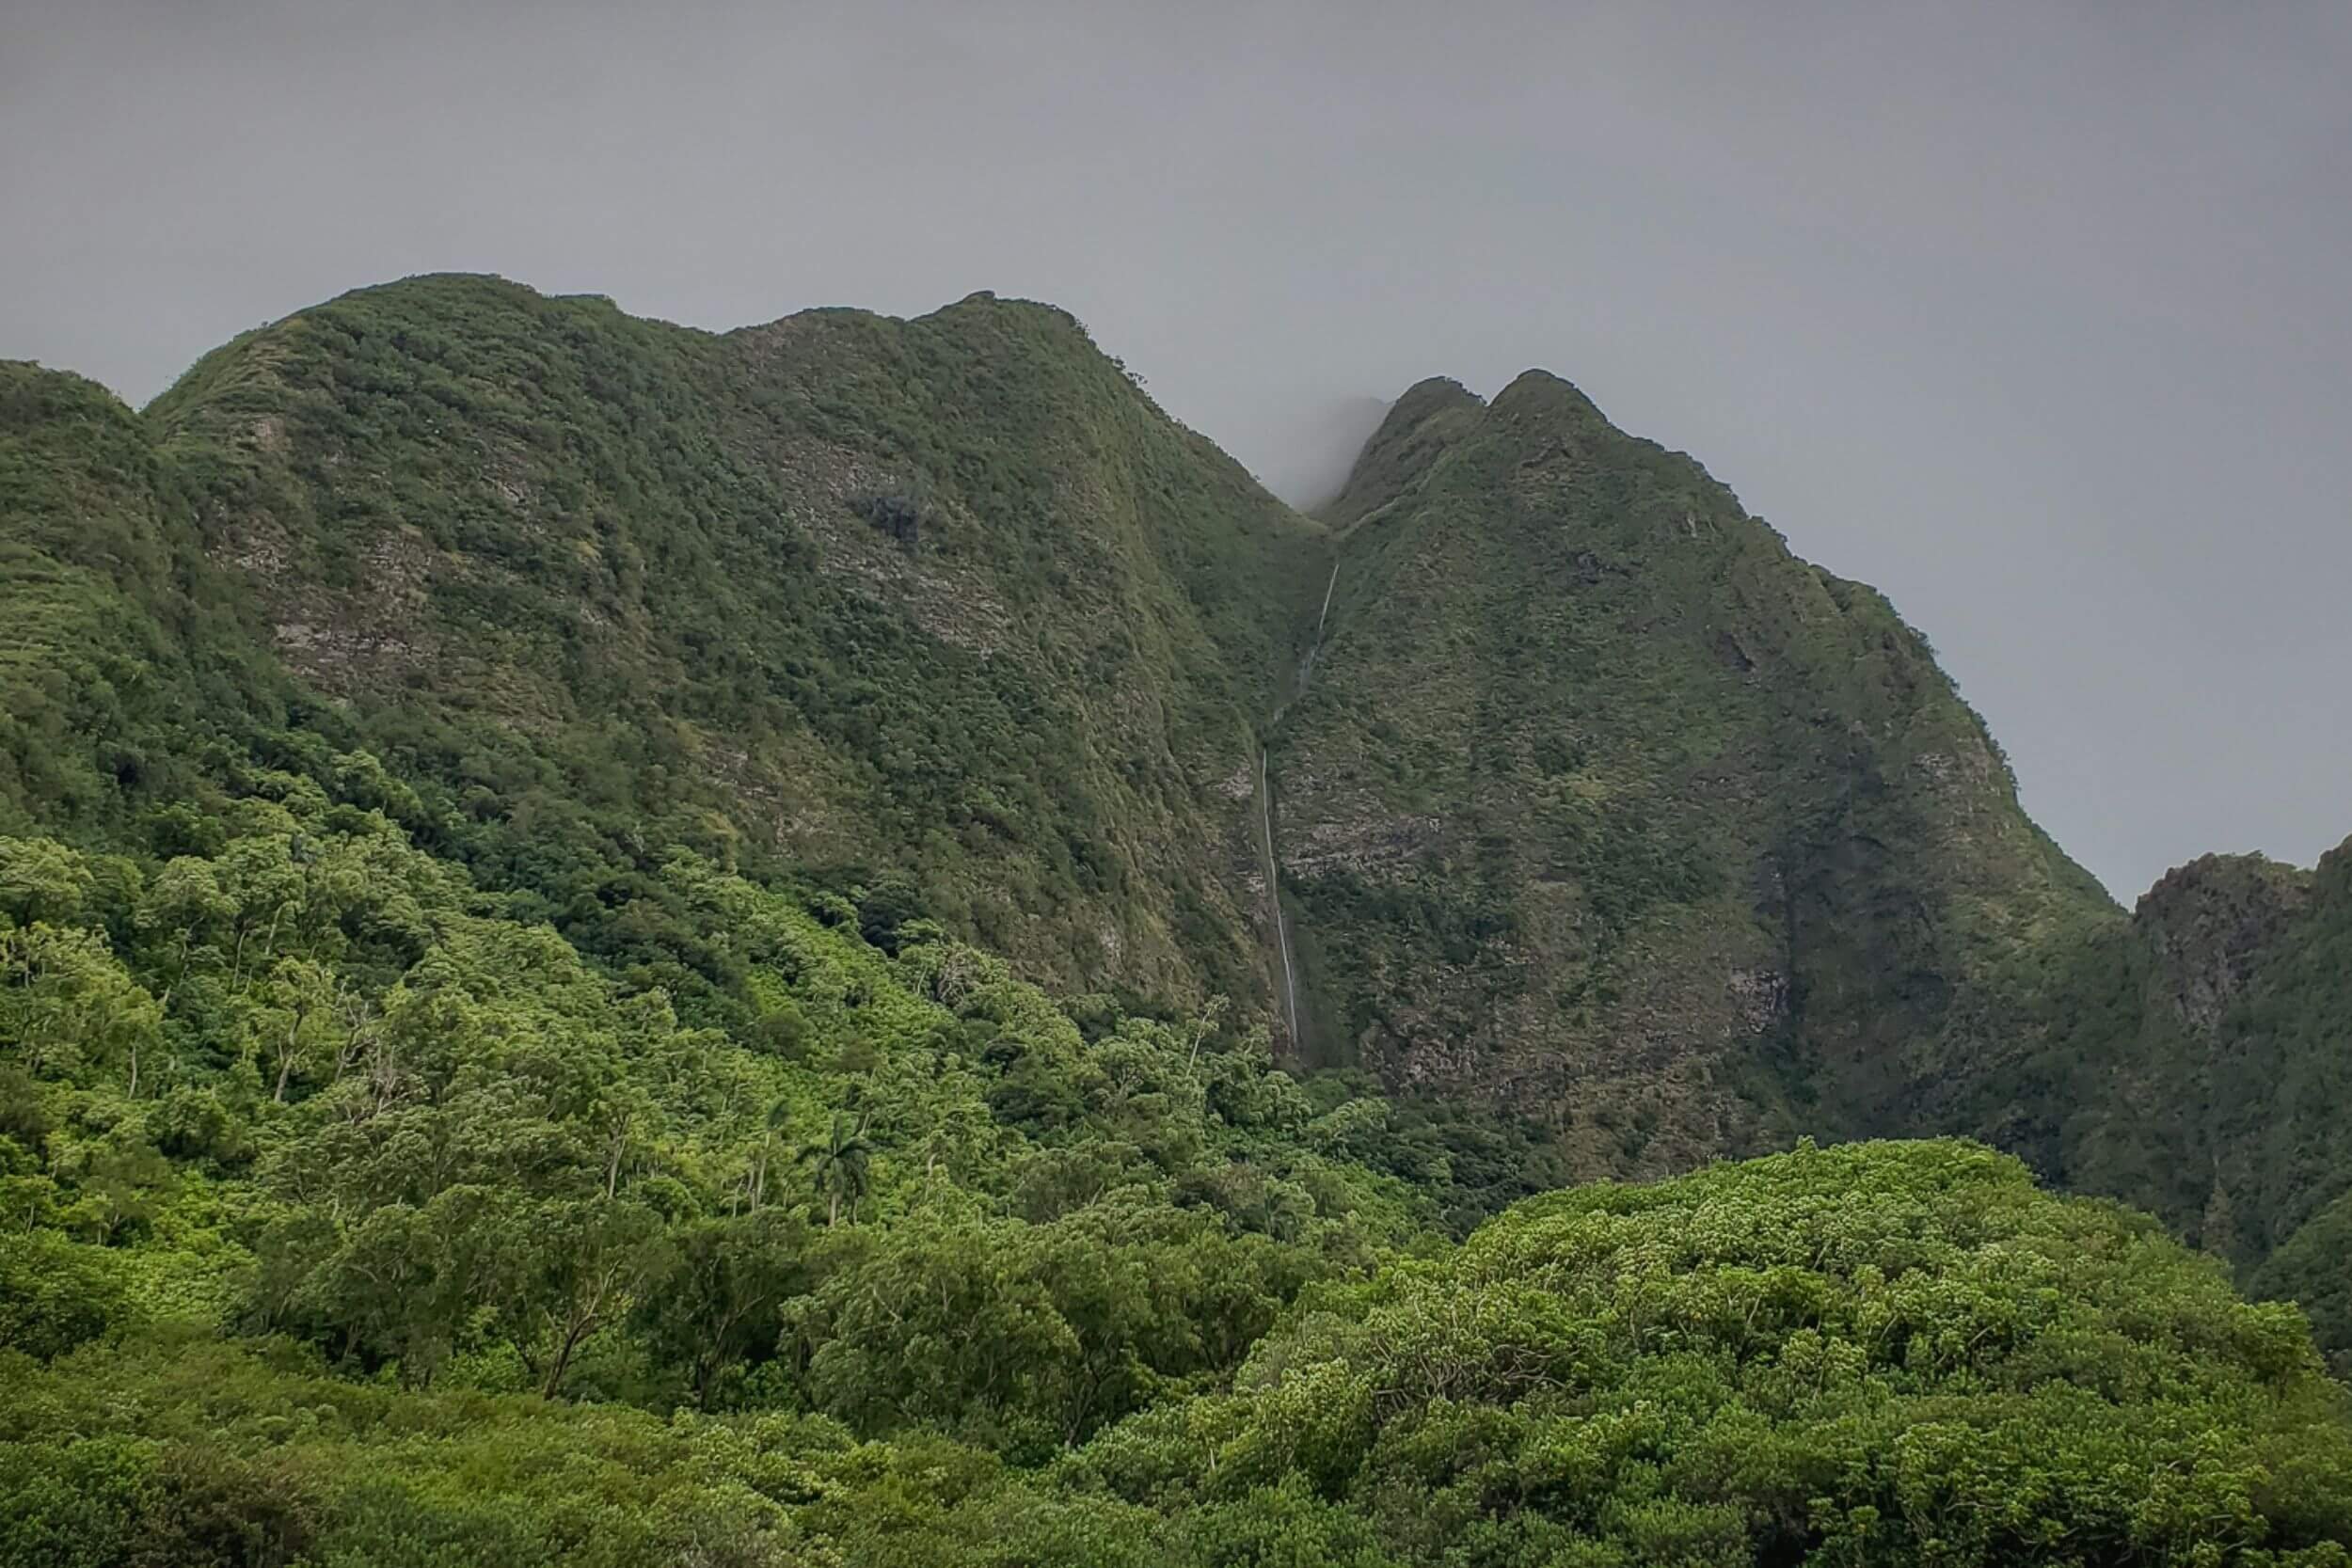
[6,0,2346,898]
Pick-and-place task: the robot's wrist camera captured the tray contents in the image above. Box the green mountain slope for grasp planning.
[1277,372,2117,1175]
[0,363,299,836]
[87,275,1331,1014]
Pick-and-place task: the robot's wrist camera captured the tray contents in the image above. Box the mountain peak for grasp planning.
[1320,375,1485,529]
[1488,367,1607,427]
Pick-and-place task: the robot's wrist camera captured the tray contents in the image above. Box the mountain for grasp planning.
[1278,369,2115,1172]
[4,274,2351,1561]
[1283,369,2352,1345]
[12,276,1334,1017]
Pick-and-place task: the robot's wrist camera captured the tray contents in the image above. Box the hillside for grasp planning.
[1278,372,2352,1345]
[2043,838,2352,1369]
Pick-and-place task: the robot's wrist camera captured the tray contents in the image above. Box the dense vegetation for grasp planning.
[7,823,2349,1567]
[5,274,2352,1561]
[0,775,1549,1562]
[1064,1141,2352,1566]
[10,959,2352,1568]
[2052,845,2352,1354]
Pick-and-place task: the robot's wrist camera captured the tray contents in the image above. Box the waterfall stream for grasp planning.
[1260,559,1341,1053]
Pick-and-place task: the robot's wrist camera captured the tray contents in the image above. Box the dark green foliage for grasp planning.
[2258,1188,2352,1382]
[856,490,926,548]
[2039,843,2352,1364]
[0,1227,128,1357]
[0,363,299,849]
[122,275,1332,1015]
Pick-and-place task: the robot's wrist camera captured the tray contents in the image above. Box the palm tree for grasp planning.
[799,1109,874,1227]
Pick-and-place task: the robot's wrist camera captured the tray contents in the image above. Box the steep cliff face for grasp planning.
[1273,372,2119,1176]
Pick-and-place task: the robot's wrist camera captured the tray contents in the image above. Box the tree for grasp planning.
[299,1187,515,1386]
[501,1196,667,1398]
[802,1211,1073,1447]
[0,1228,128,1356]
[0,924,161,1089]
[740,1098,791,1213]
[635,1210,808,1408]
[250,957,342,1103]
[0,837,93,927]
[800,1110,875,1227]
[140,855,235,995]
[593,1081,660,1201]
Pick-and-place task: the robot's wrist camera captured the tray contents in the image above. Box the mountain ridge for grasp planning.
[1278,356,2115,1160]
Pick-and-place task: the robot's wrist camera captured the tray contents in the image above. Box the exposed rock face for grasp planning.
[2136,853,2311,1034]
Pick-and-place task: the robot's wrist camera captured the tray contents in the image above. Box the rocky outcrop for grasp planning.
[2135,852,2311,1034]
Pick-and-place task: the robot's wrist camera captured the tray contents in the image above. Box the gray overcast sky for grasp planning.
[5,0,2347,898]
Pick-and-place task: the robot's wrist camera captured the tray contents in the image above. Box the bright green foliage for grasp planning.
[0,770,1440,1429]
[7,1144,2347,1564]
[1064,1141,2352,1565]
[0,754,1458,1559]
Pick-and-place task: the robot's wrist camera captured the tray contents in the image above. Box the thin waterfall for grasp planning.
[1262,747,1299,1045]
[1263,560,1337,1052]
